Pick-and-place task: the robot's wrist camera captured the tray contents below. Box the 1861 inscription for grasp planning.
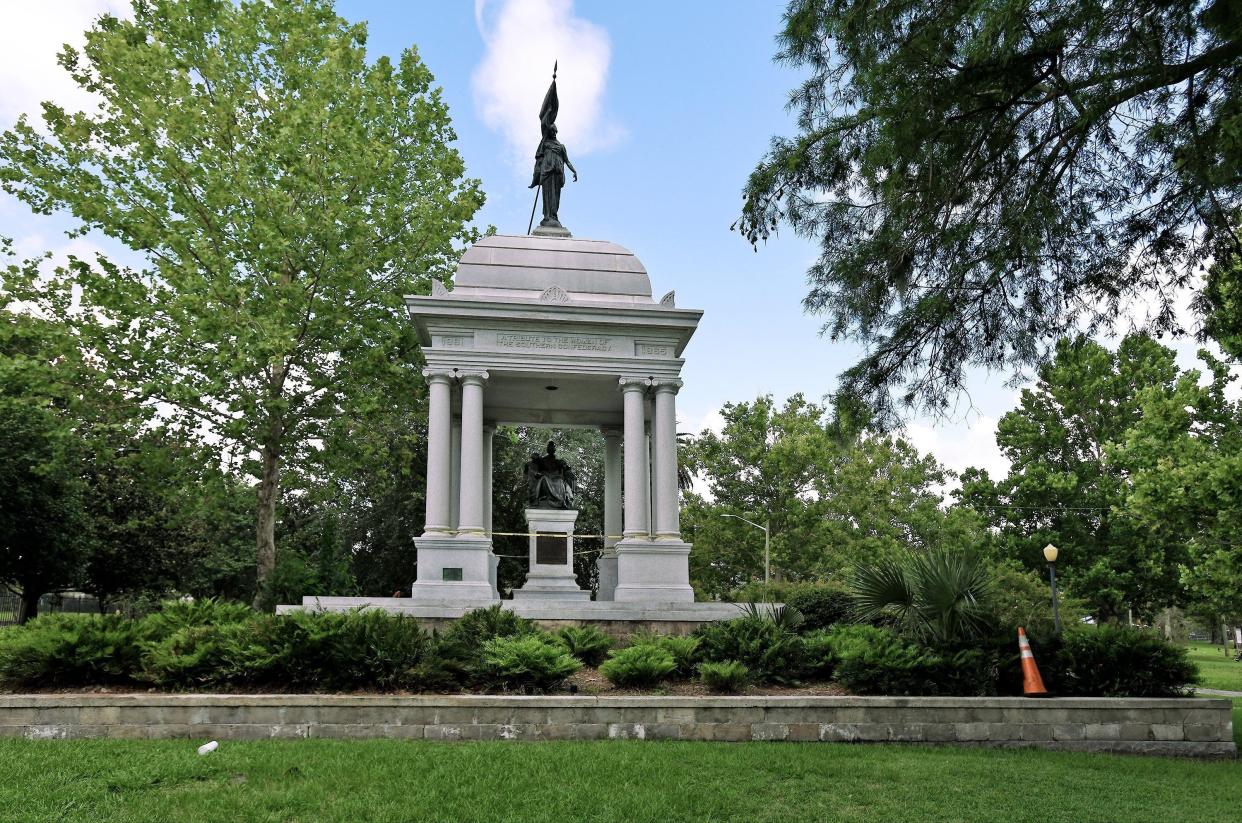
[497,332,611,352]
[536,534,567,565]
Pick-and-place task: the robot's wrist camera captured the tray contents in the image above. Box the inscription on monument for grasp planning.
[497,332,611,352]
[636,343,671,357]
[440,336,470,348]
[536,534,567,565]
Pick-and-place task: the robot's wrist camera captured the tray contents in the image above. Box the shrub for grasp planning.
[0,614,143,689]
[138,598,252,642]
[557,626,613,666]
[694,617,805,685]
[825,624,946,696]
[142,609,434,692]
[698,660,750,693]
[444,605,537,644]
[432,605,541,689]
[478,635,581,693]
[600,644,676,687]
[1054,625,1198,697]
[801,629,836,680]
[141,619,276,688]
[651,635,700,678]
[264,609,430,691]
[786,585,853,631]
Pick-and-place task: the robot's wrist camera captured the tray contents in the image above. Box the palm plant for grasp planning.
[850,549,994,645]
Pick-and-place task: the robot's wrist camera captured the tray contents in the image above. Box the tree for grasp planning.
[683,394,983,597]
[1111,350,1242,626]
[0,0,485,605]
[956,334,1188,621]
[0,401,91,623]
[0,269,95,622]
[738,0,1242,422]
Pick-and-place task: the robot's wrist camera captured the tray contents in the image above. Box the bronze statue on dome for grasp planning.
[528,62,578,234]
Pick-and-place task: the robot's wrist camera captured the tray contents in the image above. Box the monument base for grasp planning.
[410,535,499,602]
[512,508,590,601]
[532,224,571,238]
[613,538,695,603]
[595,552,618,601]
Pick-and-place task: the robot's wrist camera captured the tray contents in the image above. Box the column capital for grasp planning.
[423,367,455,385]
[618,376,651,393]
[456,368,489,385]
[651,377,683,395]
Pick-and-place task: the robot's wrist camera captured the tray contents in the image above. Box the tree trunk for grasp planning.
[252,444,281,609]
[17,589,40,625]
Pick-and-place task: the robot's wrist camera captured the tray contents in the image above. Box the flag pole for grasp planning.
[527,187,540,235]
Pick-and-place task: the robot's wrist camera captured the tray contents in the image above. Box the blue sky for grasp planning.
[3,0,1226,485]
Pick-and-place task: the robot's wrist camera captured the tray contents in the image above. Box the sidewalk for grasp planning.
[1196,687,1242,698]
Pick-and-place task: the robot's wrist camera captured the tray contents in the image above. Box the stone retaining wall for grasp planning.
[0,694,1232,757]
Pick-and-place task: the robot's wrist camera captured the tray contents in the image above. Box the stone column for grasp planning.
[598,427,624,601]
[449,419,462,533]
[652,378,683,540]
[602,429,623,550]
[482,425,495,536]
[457,370,488,536]
[619,377,650,539]
[422,368,454,535]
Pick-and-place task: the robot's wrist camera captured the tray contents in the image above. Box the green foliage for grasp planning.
[786,584,853,631]
[0,0,485,602]
[0,614,143,689]
[1054,626,1199,698]
[648,635,700,678]
[697,660,750,694]
[693,617,805,686]
[444,605,538,645]
[738,0,1240,421]
[556,626,613,667]
[138,598,254,640]
[141,619,276,689]
[478,635,581,694]
[987,561,1086,641]
[686,395,984,596]
[801,629,836,680]
[824,625,948,696]
[958,334,1236,622]
[599,645,676,688]
[850,550,994,644]
[429,606,542,689]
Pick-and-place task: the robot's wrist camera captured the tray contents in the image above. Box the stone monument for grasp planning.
[512,441,589,600]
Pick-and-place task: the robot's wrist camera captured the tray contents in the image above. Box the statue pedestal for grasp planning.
[512,509,590,601]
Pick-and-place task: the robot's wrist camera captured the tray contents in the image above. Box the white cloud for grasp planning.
[472,0,624,169]
[904,414,1010,496]
[0,1,131,128]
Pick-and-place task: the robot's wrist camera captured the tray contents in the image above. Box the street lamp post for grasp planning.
[1044,543,1062,635]
[721,513,770,587]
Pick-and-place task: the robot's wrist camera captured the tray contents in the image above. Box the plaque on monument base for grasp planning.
[512,508,590,601]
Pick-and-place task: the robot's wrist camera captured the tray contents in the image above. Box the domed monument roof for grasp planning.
[450,234,654,305]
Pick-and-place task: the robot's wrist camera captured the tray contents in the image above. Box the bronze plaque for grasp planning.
[536,534,566,565]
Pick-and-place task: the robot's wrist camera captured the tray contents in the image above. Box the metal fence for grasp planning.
[0,592,103,626]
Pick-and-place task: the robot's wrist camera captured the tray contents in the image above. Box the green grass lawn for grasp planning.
[1,738,1239,823]
[1189,642,1242,692]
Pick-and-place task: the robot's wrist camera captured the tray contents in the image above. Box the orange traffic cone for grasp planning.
[1017,627,1048,697]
